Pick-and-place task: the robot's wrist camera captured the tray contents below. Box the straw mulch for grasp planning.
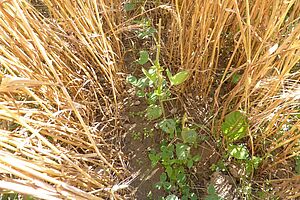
[0,0,129,199]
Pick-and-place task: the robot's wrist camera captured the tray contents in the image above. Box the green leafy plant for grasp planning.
[132,18,157,39]
[221,111,248,143]
[221,112,262,177]
[137,50,149,65]
[217,111,263,198]
[124,2,136,12]
[127,18,190,122]
[132,131,142,141]
[231,73,241,84]
[149,141,200,199]
[147,118,201,199]
[228,144,249,160]
[124,0,145,12]
[163,194,180,200]
[126,19,200,199]
[1,193,35,200]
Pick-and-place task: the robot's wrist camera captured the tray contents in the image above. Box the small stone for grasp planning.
[127,88,134,93]
[170,108,177,114]
[133,100,141,106]
[123,123,136,131]
[228,163,244,179]
[123,123,131,129]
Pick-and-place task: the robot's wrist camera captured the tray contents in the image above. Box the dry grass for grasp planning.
[164,0,300,198]
[0,0,129,199]
[0,0,299,199]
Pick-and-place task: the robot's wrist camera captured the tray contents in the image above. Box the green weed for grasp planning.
[132,131,142,141]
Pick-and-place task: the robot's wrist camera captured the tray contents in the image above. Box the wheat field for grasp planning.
[0,0,299,199]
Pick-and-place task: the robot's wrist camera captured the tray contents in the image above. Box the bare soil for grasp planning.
[120,86,220,199]
[121,91,165,199]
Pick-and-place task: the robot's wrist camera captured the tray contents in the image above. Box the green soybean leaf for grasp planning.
[165,194,179,200]
[228,144,249,160]
[166,68,173,83]
[161,144,174,161]
[166,166,173,179]
[142,68,157,82]
[137,50,149,65]
[167,69,189,86]
[146,104,162,120]
[176,143,190,160]
[148,151,160,167]
[147,92,158,104]
[126,75,137,86]
[221,111,248,142]
[251,156,262,169]
[177,172,186,184]
[159,119,176,137]
[172,71,189,85]
[187,159,193,169]
[208,184,216,194]
[163,181,172,191]
[245,156,262,175]
[136,77,149,88]
[155,182,163,190]
[205,184,223,200]
[136,90,145,97]
[232,73,241,84]
[124,2,135,11]
[192,154,201,162]
[160,172,167,182]
[190,193,198,200]
[138,27,156,39]
[181,127,198,144]
[182,195,188,200]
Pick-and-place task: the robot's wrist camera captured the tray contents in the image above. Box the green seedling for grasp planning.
[132,18,157,39]
[132,131,142,141]
[163,194,180,200]
[149,141,200,199]
[143,128,154,138]
[126,19,199,199]
[127,19,189,121]
[221,111,248,143]
[124,2,135,11]
[222,112,262,177]
[231,73,241,84]
[129,111,144,117]
[124,0,145,12]
[216,110,263,198]
[137,50,149,65]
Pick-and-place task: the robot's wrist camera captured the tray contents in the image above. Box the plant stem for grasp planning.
[155,18,165,118]
[156,18,161,63]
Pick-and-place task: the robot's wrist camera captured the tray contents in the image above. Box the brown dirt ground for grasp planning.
[120,85,220,199]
